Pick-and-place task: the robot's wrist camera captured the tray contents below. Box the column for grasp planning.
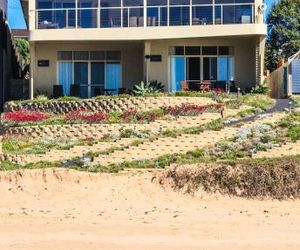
[29,0,36,30]
[29,42,35,100]
[144,41,151,83]
[255,36,265,85]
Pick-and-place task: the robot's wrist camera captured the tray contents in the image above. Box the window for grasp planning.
[147,0,168,6]
[185,46,201,55]
[147,6,168,26]
[57,51,122,97]
[101,8,121,28]
[215,0,254,3]
[218,46,233,55]
[73,51,89,60]
[169,46,233,56]
[202,46,217,55]
[169,6,190,26]
[169,46,185,55]
[192,0,213,4]
[58,51,72,60]
[123,0,143,6]
[37,0,76,9]
[123,8,144,27]
[90,51,105,60]
[100,0,121,7]
[203,57,217,80]
[107,51,121,60]
[170,0,190,5]
[77,0,98,8]
[192,6,213,25]
[223,5,253,24]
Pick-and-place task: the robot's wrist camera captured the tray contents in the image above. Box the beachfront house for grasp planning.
[21,0,266,98]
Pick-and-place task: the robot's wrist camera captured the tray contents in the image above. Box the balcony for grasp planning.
[36,0,258,30]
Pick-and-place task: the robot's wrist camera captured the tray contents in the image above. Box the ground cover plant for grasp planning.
[1,135,97,154]
[205,124,282,160]
[1,103,223,127]
[278,111,300,142]
[2,110,49,123]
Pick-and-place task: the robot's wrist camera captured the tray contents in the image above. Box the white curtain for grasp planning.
[58,62,73,95]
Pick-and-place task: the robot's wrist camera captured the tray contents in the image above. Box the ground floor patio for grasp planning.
[30,36,265,98]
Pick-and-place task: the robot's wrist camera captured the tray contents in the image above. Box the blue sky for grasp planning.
[7,0,278,29]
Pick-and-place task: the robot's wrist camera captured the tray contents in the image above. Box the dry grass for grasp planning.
[160,156,300,199]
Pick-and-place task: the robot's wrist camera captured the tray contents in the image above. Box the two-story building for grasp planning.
[1,0,23,109]
[21,0,266,98]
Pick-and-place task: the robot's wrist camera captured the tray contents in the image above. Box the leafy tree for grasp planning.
[265,0,300,72]
[15,38,30,78]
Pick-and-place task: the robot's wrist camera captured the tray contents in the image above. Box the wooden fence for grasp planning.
[265,66,288,98]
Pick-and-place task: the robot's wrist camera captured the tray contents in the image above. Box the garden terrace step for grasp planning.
[5,138,135,165]
[91,112,286,166]
[253,141,300,158]
[4,112,224,140]
[2,108,247,165]
[5,96,215,114]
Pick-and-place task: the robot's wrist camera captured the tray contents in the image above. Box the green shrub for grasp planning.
[56,96,80,101]
[133,81,165,96]
[240,94,275,110]
[250,84,270,94]
[205,118,224,131]
[287,126,300,142]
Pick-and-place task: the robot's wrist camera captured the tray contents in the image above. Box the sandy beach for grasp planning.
[0,168,299,250]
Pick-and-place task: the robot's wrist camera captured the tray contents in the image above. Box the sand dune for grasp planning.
[0,168,299,250]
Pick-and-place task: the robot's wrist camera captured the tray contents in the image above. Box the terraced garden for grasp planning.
[0,93,286,171]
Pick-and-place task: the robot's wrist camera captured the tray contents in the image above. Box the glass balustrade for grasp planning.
[36,0,256,29]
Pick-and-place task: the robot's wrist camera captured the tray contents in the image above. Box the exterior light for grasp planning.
[289,101,293,112]
[237,88,241,98]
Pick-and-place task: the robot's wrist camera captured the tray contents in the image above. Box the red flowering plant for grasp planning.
[164,103,223,117]
[65,108,108,124]
[1,109,49,126]
[120,108,163,123]
[212,88,226,94]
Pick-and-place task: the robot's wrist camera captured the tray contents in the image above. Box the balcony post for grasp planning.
[66,9,68,28]
[144,0,146,27]
[212,0,215,24]
[167,0,170,26]
[121,0,123,27]
[75,0,78,28]
[221,4,223,24]
[97,0,100,28]
[189,0,192,26]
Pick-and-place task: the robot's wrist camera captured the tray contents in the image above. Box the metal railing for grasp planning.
[36,3,257,29]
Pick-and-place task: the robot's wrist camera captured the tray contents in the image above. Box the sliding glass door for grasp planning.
[91,62,105,96]
[186,57,201,84]
[203,57,217,80]
[74,62,89,98]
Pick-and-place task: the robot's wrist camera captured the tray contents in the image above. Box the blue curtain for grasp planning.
[228,56,234,81]
[217,56,234,81]
[217,57,228,81]
[171,57,185,91]
[58,62,73,95]
[105,63,121,90]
